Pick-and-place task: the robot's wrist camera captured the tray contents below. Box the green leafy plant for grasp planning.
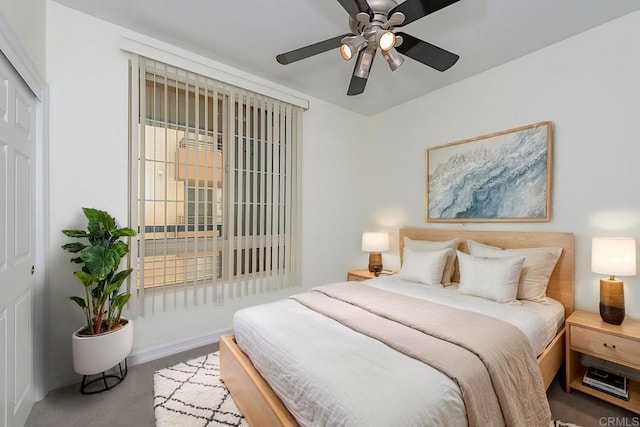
[61,208,136,335]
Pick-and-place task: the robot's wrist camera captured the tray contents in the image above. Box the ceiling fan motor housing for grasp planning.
[349,0,399,43]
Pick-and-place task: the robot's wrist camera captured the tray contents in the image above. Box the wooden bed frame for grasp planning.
[220,228,575,427]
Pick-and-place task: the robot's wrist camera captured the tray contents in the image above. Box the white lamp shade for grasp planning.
[362,232,389,253]
[592,237,637,276]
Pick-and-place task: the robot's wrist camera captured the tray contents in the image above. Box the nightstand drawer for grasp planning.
[571,325,640,368]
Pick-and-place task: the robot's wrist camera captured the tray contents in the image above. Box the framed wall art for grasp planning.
[425,121,552,223]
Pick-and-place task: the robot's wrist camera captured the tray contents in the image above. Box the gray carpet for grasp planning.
[26,344,217,427]
[27,343,637,427]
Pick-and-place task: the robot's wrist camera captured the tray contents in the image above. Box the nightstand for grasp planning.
[565,310,640,413]
[347,269,395,282]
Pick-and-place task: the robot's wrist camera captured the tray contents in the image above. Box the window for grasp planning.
[186,187,219,229]
[130,58,302,311]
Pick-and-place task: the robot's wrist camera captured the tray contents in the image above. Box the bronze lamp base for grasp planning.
[600,278,625,325]
[368,252,382,275]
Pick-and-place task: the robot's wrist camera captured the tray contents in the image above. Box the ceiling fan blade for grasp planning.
[276,33,352,65]
[389,0,459,27]
[337,0,372,19]
[347,50,376,96]
[347,75,368,96]
[395,32,459,71]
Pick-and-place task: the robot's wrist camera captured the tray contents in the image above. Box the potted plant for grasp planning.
[61,207,136,388]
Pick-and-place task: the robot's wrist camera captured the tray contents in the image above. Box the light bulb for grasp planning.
[340,44,353,61]
[378,31,396,51]
[340,35,367,61]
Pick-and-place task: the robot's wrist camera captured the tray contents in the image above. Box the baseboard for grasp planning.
[128,327,232,366]
[46,327,231,395]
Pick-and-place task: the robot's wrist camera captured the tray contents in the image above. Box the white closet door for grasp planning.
[0,52,36,426]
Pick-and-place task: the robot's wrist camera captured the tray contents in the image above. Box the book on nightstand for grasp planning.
[582,367,629,400]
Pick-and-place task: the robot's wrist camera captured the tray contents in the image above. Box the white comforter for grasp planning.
[233,276,564,427]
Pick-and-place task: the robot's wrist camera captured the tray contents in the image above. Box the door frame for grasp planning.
[0,11,48,401]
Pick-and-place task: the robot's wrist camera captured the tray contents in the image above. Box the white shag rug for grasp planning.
[154,352,247,426]
[154,352,580,427]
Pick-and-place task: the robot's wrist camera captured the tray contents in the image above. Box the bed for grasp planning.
[220,228,574,426]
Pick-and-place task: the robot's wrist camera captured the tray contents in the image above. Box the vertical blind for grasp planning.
[129,57,302,314]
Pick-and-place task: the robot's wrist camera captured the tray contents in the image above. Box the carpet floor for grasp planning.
[153,352,592,427]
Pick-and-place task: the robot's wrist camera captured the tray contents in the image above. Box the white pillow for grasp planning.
[403,237,460,286]
[398,247,451,287]
[457,251,524,304]
[467,240,562,304]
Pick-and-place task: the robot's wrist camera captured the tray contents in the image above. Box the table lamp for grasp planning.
[362,232,389,275]
[591,237,637,325]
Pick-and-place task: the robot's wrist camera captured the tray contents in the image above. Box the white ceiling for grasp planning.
[51,0,640,116]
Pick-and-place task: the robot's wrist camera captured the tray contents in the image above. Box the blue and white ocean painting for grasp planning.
[427,124,549,220]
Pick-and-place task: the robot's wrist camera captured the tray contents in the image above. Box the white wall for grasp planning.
[367,11,640,317]
[0,0,46,76]
[46,1,369,389]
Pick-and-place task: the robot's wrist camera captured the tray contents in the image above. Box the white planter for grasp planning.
[72,319,134,375]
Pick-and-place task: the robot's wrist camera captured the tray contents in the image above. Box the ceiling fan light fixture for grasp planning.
[378,31,396,51]
[340,44,354,60]
[382,48,404,71]
[340,35,366,61]
[354,49,375,78]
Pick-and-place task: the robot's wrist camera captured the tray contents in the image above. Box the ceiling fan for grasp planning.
[276,0,461,96]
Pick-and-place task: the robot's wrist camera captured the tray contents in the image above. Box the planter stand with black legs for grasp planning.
[80,359,129,394]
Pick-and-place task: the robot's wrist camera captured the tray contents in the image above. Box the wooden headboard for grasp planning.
[399,227,575,317]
